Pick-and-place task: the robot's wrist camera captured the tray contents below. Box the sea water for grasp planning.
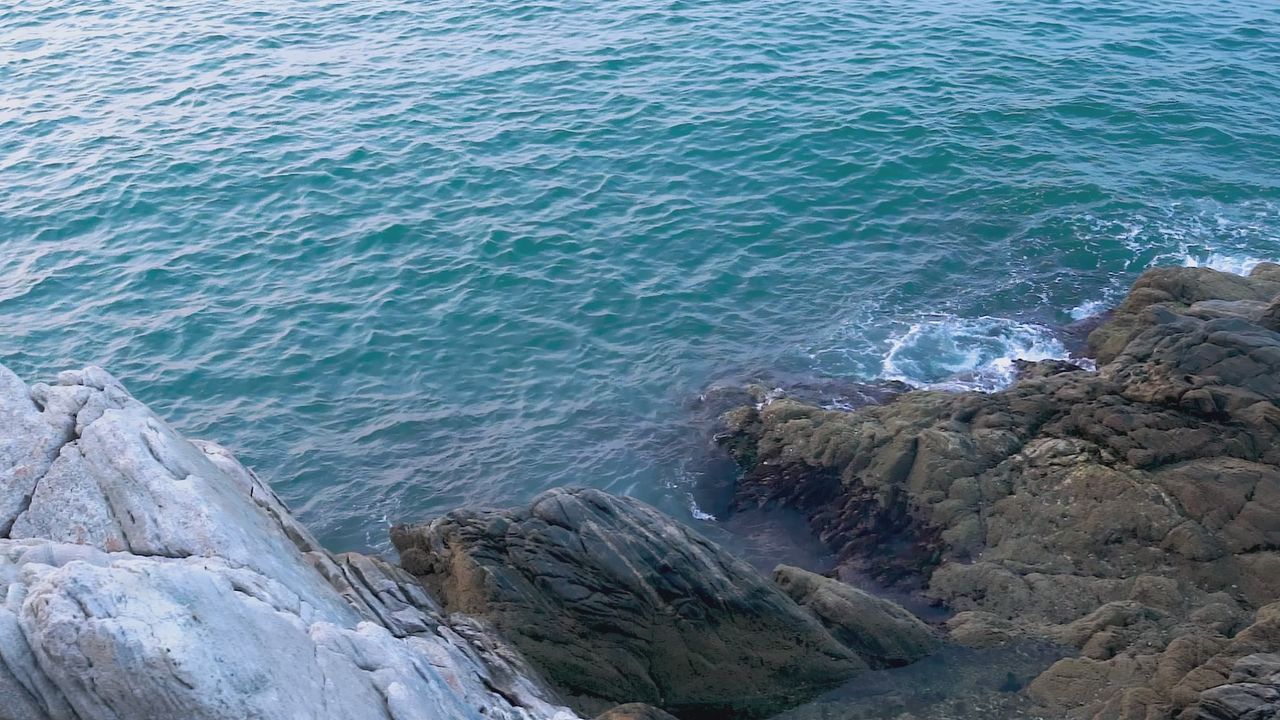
[2,0,1278,550]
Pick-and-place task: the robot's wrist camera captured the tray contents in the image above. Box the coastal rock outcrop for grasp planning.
[0,364,577,720]
[392,488,932,720]
[773,564,939,668]
[719,264,1280,719]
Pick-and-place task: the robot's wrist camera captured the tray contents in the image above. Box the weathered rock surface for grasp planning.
[0,364,577,720]
[719,264,1280,719]
[1192,652,1280,720]
[773,564,939,668]
[391,487,879,720]
[595,704,681,720]
[1087,262,1280,363]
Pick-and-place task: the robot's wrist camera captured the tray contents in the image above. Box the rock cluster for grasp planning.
[392,487,937,719]
[0,365,577,720]
[0,359,940,720]
[719,264,1280,719]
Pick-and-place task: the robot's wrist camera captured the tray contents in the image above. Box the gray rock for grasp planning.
[1186,299,1271,323]
[1087,264,1280,363]
[773,565,939,668]
[1260,296,1280,333]
[392,487,869,719]
[0,364,577,720]
[1191,653,1280,720]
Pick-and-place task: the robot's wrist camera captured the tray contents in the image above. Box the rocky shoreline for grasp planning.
[720,264,1280,719]
[2,264,1279,719]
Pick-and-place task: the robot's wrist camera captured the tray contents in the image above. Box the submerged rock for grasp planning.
[719,265,1280,719]
[391,487,874,720]
[0,364,576,720]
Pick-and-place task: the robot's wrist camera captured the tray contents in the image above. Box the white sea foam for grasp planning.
[1069,299,1109,321]
[665,472,718,521]
[1099,200,1279,281]
[1179,253,1265,276]
[688,496,717,521]
[881,315,1081,392]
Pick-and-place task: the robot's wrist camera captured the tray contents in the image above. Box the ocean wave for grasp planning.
[1117,201,1280,278]
[1179,253,1266,276]
[881,316,1080,392]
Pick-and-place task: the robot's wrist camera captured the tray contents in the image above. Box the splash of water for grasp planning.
[881,316,1077,392]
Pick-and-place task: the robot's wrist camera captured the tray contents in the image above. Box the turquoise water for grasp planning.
[2,0,1279,551]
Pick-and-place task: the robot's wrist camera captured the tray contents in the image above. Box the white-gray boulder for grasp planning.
[0,363,578,720]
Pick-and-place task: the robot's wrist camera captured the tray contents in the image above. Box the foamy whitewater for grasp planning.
[861,251,1270,394]
[881,316,1073,392]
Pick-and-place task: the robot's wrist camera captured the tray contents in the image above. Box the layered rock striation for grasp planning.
[0,365,577,720]
[391,488,879,720]
[719,264,1280,719]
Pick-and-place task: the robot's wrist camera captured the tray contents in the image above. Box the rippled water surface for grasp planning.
[3,0,1279,550]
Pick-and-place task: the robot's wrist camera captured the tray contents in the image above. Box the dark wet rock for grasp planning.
[1012,357,1085,380]
[1059,310,1112,356]
[718,265,1280,719]
[703,506,839,575]
[595,704,680,720]
[773,565,939,668]
[391,488,869,720]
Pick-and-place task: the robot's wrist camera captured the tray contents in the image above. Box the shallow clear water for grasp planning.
[3,0,1279,550]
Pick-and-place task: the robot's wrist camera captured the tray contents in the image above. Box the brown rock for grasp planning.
[719,265,1280,719]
